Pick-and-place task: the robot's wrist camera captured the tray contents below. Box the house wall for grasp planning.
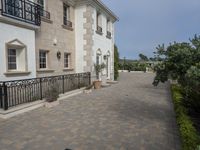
[0,22,36,81]
[35,0,76,77]
[92,9,115,80]
[75,4,115,81]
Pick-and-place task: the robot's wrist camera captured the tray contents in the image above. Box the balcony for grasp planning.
[62,16,73,30]
[39,8,50,20]
[0,0,41,26]
[96,25,103,35]
[106,31,112,39]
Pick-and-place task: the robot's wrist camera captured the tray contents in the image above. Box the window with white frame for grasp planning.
[39,50,48,69]
[64,53,71,68]
[6,39,27,72]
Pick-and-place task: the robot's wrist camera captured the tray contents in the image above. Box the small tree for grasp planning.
[94,63,105,80]
[139,53,149,61]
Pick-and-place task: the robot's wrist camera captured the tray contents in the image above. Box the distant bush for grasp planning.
[119,62,148,72]
[171,85,200,150]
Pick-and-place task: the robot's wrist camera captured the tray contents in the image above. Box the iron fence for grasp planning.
[0,72,91,110]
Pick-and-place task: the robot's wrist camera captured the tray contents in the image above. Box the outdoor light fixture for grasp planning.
[53,38,57,46]
[57,51,61,59]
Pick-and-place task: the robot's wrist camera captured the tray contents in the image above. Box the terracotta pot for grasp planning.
[93,80,102,89]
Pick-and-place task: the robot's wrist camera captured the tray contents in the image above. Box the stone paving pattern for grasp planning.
[0,73,181,150]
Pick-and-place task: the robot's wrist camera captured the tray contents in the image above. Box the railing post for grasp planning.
[89,72,91,85]
[78,74,80,89]
[39,78,43,100]
[62,75,65,94]
[3,82,8,110]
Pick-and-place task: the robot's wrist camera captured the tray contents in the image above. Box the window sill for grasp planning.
[96,30,103,35]
[4,71,31,76]
[63,68,74,71]
[62,25,73,31]
[41,17,53,24]
[37,69,55,73]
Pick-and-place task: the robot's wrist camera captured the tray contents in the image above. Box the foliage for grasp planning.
[139,53,149,61]
[114,44,119,80]
[45,84,59,102]
[153,35,200,109]
[94,63,105,79]
[171,85,200,150]
[119,61,148,72]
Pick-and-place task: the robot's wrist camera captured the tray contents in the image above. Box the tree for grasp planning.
[153,35,200,110]
[139,53,148,61]
[114,44,119,80]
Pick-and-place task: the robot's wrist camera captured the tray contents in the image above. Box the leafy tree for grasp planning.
[153,35,200,110]
[114,44,119,80]
[139,53,149,61]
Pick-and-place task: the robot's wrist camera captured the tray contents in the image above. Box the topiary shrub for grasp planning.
[171,85,200,150]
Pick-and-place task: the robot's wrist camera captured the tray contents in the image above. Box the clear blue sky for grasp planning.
[102,0,200,59]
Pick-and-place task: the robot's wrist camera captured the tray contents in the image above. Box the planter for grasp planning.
[93,80,102,89]
[44,100,60,108]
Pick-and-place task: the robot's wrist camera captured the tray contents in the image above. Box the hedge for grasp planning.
[171,85,200,150]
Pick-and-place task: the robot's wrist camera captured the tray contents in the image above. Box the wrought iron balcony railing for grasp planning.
[97,25,102,33]
[39,8,50,20]
[107,31,112,38]
[63,16,72,27]
[0,0,41,26]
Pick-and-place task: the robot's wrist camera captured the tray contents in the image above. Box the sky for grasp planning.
[101,0,200,59]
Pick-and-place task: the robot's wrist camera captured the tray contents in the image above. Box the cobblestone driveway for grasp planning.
[0,73,181,150]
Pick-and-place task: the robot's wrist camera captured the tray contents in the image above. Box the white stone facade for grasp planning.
[0,0,117,82]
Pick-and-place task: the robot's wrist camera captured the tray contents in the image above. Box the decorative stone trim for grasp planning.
[83,5,94,72]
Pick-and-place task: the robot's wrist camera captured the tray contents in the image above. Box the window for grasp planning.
[7,0,20,17]
[8,49,17,70]
[36,0,44,8]
[39,50,48,69]
[6,39,27,72]
[64,53,70,68]
[96,12,102,33]
[63,4,72,27]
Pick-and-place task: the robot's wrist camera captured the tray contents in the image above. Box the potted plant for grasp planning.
[93,63,105,89]
[44,84,60,108]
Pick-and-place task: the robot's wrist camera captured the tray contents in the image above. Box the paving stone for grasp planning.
[0,73,181,150]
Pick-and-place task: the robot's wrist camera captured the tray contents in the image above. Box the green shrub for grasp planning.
[171,85,200,150]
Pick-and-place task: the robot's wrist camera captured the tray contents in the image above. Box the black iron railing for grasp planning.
[39,8,50,20]
[63,16,72,27]
[0,72,91,110]
[107,31,111,38]
[0,0,41,26]
[97,25,102,33]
